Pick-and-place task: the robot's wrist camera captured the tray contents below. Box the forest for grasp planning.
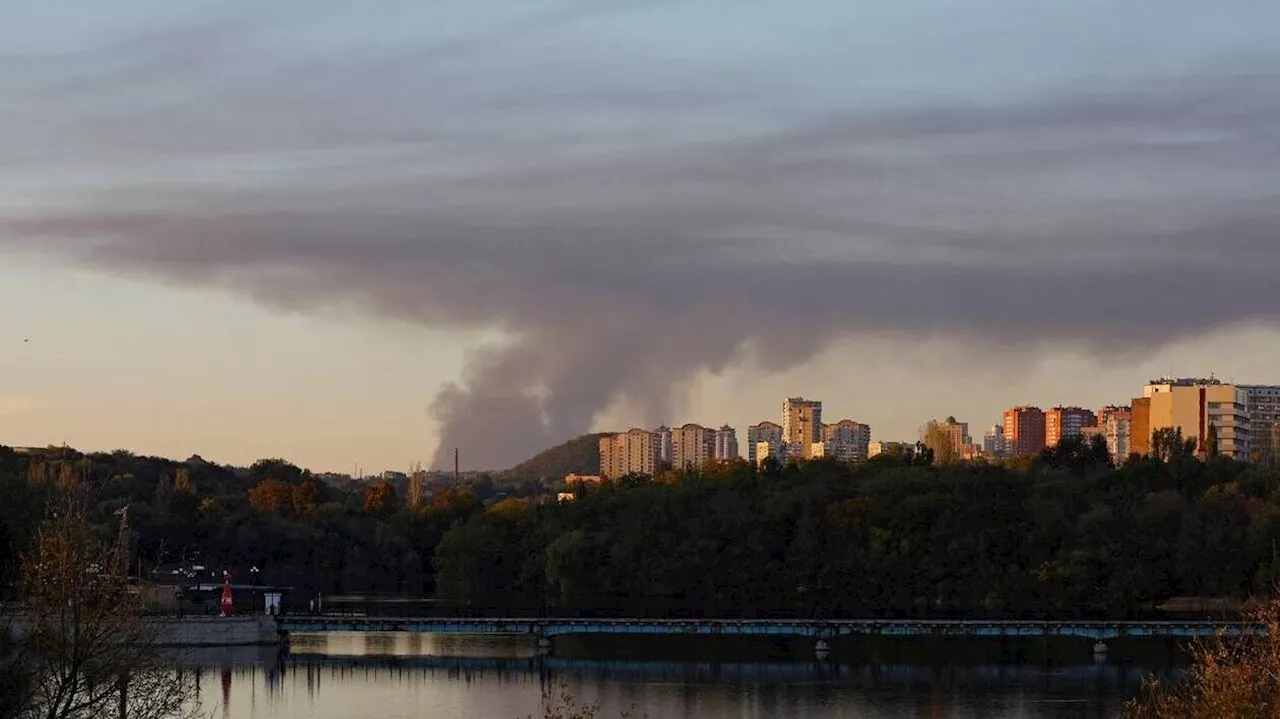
[2,434,1278,618]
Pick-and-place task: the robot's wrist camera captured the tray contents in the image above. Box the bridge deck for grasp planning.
[277,617,1258,641]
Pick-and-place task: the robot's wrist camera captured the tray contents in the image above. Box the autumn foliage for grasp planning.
[248,477,324,515]
[1125,599,1280,718]
[363,481,398,516]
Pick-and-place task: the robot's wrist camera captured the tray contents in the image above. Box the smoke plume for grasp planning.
[3,2,1280,467]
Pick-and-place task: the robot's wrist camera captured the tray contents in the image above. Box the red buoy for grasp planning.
[220,571,233,617]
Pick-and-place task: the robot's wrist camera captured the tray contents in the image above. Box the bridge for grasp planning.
[275,617,1259,656]
[278,653,1143,684]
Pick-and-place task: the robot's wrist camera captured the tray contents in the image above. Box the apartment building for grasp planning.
[1241,385,1280,461]
[782,397,823,459]
[1045,407,1097,447]
[670,423,717,469]
[822,419,872,463]
[1144,378,1250,461]
[754,439,788,466]
[714,425,740,461]
[747,421,783,466]
[1131,397,1151,455]
[654,425,674,466]
[868,441,907,458]
[1003,406,1047,457]
[982,425,1008,459]
[1094,406,1132,461]
[599,428,662,479]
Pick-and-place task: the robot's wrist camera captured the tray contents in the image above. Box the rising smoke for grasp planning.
[3,2,1280,467]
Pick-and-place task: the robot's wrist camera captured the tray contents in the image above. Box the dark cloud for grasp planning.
[3,3,1280,467]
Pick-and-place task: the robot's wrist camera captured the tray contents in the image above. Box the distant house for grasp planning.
[564,473,604,485]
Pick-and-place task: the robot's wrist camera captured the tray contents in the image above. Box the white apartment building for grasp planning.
[982,425,1007,459]
[1242,385,1280,461]
[821,419,872,463]
[654,425,674,466]
[599,428,662,479]
[671,423,717,469]
[1103,414,1131,461]
[714,425,740,461]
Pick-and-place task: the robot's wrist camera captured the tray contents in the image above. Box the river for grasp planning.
[185,633,1184,718]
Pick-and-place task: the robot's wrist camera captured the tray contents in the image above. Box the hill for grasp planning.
[498,433,605,485]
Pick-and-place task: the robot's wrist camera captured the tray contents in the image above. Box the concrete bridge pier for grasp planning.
[814,626,835,661]
[534,628,553,656]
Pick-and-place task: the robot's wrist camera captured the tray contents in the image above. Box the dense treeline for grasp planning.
[434,438,1280,617]
[3,435,1280,618]
[0,447,485,600]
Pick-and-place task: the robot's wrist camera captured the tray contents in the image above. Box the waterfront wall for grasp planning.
[153,615,279,647]
[4,614,280,647]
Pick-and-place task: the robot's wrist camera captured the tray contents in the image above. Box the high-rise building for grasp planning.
[782,397,823,459]
[1144,378,1250,460]
[822,420,872,463]
[599,428,662,479]
[754,439,788,466]
[1097,405,1130,426]
[671,423,717,469]
[1094,406,1132,461]
[654,426,674,466]
[747,421,784,466]
[714,425,740,460]
[943,417,972,454]
[1131,397,1151,456]
[982,425,1007,459]
[1241,385,1280,462]
[1044,407,1097,447]
[1003,406,1046,457]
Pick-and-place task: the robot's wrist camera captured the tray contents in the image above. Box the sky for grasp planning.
[2,0,1280,472]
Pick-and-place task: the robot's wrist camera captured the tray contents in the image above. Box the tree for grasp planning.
[1152,427,1198,463]
[1204,422,1221,461]
[920,420,958,466]
[1125,598,1280,718]
[11,490,197,719]
[363,481,399,516]
[173,468,195,495]
[1,623,32,719]
[248,478,294,515]
[1037,435,1112,474]
[544,530,593,607]
[407,470,427,512]
[290,481,321,514]
[434,508,541,608]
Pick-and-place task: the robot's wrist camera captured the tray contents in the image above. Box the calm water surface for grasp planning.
[187,633,1180,719]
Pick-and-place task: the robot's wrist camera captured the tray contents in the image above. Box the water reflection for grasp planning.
[183,634,1180,719]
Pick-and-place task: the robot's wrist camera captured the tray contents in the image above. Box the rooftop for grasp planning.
[1148,376,1222,387]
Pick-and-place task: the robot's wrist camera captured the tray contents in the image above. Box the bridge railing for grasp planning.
[305,600,1248,623]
